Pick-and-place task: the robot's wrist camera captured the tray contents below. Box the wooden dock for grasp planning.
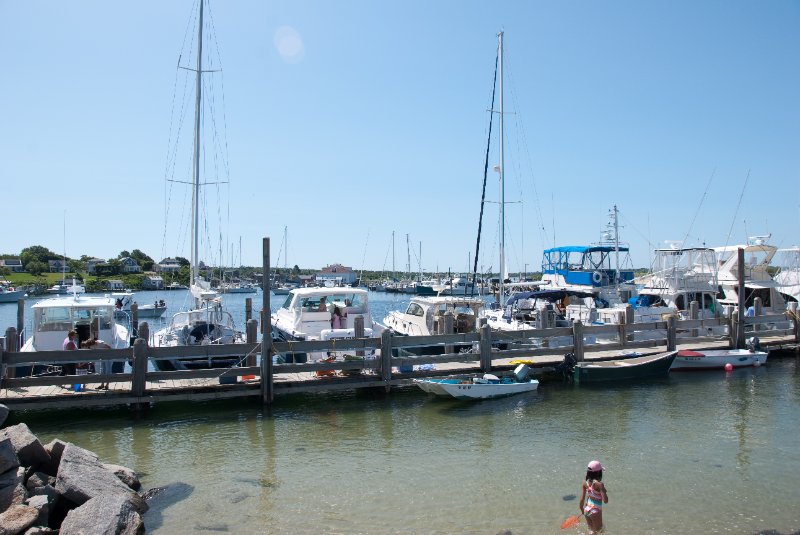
[1,309,797,414]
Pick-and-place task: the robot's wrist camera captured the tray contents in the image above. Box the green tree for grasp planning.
[26,260,48,275]
[68,259,85,273]
[130,249,154,271]
[176,257,190,266]
[118,251,131,259]
[20,245,60,268]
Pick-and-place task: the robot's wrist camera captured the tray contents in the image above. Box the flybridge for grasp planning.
[541,246,635,288]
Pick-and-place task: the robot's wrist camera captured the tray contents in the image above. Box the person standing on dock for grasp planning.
[579,460,609,534]
[60,330,78,379]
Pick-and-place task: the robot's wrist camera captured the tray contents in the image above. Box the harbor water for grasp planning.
[2,291,799,534]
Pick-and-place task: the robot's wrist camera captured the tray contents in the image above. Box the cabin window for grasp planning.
[406,303,424,317]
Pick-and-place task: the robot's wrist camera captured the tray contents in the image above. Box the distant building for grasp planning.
[142,275,164,290]
[48,259,67,273]
[316,263,357,285]
[119,257,142,274]
[154,258,182,273]
[85,257,107,275]
[106,279,125,291]
[0,258,23,272]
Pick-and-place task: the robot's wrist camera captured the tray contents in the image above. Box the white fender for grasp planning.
[591,271,603,284]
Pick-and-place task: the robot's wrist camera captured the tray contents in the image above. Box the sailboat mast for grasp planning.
[284,225,288,270]
[190,0,205,290]
[613,204,620,283]
[498,31,505,306]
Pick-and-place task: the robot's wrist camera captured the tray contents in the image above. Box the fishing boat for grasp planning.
[671,348,767,371]
[713,236,788,316]
[271,287,382,362]
[150,0,245,370]
[414,364,539,400]
[0,280,25,303]
[632,243,720,321]
[572,351,677,383]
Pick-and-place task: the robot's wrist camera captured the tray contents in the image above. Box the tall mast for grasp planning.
[498,31,505,306]
[284,225,288,270]
[406,233,411,279]
[190,0,205,290]
[392,231,395,280]
[613,204,619,283]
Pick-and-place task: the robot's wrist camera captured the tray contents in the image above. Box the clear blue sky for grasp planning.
[1,0,798,275]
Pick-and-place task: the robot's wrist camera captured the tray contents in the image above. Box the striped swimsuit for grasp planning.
[583,480,603,516]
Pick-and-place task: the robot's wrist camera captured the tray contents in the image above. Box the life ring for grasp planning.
[591,271,603,285]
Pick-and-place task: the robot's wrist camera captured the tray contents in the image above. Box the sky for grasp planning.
[1,0,798,276]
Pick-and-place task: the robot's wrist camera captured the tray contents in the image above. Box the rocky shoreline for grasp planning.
[0,404,150,534]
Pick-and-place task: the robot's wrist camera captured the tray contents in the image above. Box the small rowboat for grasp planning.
[572,351,677,383]
[670,349,768,371]
[415,364,539,400]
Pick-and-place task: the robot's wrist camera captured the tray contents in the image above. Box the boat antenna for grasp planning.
[723,169,750,250]
[470,38,499,298]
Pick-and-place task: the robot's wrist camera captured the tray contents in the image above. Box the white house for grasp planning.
[119,257,142,274]
[316,263,358,285]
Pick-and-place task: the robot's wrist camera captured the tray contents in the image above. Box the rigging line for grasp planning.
[471,49,498,297]
[506,58,548,250]
[723,169,751,249]
[680,167,716,251]
[358,230,370,282]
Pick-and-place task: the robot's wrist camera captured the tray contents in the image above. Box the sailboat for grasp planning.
[151,0,245,369]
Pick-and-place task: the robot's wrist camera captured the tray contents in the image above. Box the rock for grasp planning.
[0,467,27,513]
[27,484,57,505]
[40,441,66,478]
[24,473,49,493]
[102,463,141,491]
[22,528,57,535]
[23,494,49,528]
[59,494,144,535]
[0,504,38,535]
[0,404,8,428]
[0,439,20,476]
[54,444,147,514]
[0,425,49,471]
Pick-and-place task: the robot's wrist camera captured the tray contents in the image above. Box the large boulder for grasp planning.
[40,441,66,478]
[0,439,19,475]
[0,467,27,513]
[54,444,147,514]
[0,504,38,535]
[23,494,49,528]
[0,404,9,428]
[24,473,51,494]
[59,494,144,535]
[102,463,141,491]
[0,425,49,471]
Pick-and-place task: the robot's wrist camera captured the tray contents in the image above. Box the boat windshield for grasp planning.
[34,305,113,331]
[289,293,367,313]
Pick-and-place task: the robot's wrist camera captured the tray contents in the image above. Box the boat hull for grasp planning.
[671,349,768,370]
[414,377,539,400]
[0,290,25,303]
[573,351,677,383]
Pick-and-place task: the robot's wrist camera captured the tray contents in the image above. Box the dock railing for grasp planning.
[0,309,797,407]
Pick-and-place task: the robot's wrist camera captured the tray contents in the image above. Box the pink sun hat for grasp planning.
[587,460,604,471]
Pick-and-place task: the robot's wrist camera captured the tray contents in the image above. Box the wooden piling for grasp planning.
[246,319,258,367]
[245,298,252,323]
[736,247,746,349]
[131,303,139,339]
[380,329,393,389]
[444,311,454,354]
[16,298,24,342]
[261,237,273,405]
[5,327,17,379]
[0,337,5,385]
[572,321,585,361]
[479,324,492,373]
[354,315,365,357]
[689,300,699,338]
[667,315,677,351]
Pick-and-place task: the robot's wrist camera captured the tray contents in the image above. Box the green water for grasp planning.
[13,355,800,534]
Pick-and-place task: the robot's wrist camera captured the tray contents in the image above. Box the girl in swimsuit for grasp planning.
[579,460,609,533]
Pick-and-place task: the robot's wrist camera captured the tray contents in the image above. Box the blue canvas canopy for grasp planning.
[506,289,595,306]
